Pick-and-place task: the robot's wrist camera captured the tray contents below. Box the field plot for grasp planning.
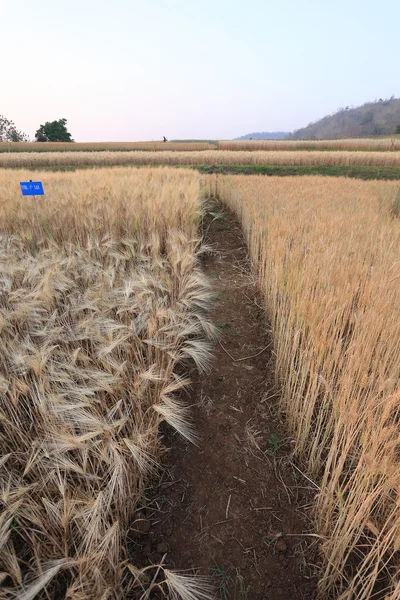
[0,168,216,599]
[0,141,216,153]
[220,138,400,151]
[2,160,399,599]
[209,174,400,599]
[3,139,400,154]
[3,150,400,170]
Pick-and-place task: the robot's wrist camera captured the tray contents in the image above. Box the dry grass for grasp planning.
[220,138,400,151]
[0,167,216,599]
[0,141,215,153]
[208,174,400,599]
[3,150,400,169]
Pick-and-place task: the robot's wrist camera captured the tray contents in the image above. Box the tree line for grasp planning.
[0,116,74,142]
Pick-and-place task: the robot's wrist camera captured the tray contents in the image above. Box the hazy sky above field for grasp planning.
[2,0,399,141]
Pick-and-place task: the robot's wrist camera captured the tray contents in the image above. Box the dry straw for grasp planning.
[208,174,400,599]
[220,138,400,151]
[0,141,215,153]
[0,167,215,599]
[2,139,400,154]
[2,150,400,169]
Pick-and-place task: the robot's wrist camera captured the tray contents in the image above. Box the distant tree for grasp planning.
[396,124,400,134]
[35,118,74,142]
[0,115,29,142]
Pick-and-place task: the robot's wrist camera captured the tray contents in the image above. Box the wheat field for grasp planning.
[3,163,400,599]
[0,167,215,600]
[0,141,216,153]
[208,174,400,599]
[3,149,400,169]
[220,138,400,151]
[2,139,400,154]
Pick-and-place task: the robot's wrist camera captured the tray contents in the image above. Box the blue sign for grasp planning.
[20,181,44,196]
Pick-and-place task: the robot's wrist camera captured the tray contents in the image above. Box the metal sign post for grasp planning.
[20,180,44,197]
[20,180,45,227]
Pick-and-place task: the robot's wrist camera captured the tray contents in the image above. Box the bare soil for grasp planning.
[130,202,318,599]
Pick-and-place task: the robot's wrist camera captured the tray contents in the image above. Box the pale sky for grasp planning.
[2,0,399,141]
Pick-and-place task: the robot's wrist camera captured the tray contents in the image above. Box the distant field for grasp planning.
[220,138,400,151]
[4,149,400,169]
[3,138,400,154]
[0,141,216,153]
[171,139,219,145]
[198,164,400,180]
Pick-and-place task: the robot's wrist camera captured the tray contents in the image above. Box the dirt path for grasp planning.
[132,202,317,599]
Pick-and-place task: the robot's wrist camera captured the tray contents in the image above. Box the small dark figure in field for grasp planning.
[163,136,167,142]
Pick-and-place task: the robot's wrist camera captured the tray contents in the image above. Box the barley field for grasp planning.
[0,141,215,153]
[2,161,400,599]
[2,138,400,154]
[208,174,400,599]
[3,150,400,169]
[220,138,400,151]
[0,167,215,599]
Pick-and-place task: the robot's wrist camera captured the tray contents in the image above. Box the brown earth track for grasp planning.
[130,202,318,599]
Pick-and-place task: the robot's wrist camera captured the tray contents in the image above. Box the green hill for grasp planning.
[289,97,400,139]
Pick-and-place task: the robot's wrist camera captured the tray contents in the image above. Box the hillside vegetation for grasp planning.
[289,97,400,139]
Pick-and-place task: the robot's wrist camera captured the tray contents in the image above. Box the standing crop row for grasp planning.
[0,168,215,599]
[210,174,400,599]
[2,150,400,169]
[219,139,400,152]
